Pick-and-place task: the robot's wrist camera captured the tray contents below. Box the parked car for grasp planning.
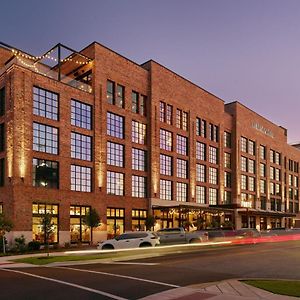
[157,227,208,244]
[97,231,160,250]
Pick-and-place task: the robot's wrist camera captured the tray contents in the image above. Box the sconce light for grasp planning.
[21,177,24,182]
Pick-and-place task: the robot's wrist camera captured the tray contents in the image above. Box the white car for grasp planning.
[98,231,160,250]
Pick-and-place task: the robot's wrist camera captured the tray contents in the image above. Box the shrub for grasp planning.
[15,235,26,253]
[28,240,41,251]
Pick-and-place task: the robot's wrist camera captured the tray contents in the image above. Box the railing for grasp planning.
[1,56,92,93]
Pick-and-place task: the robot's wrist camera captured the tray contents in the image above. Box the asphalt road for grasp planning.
[1,240,300,300]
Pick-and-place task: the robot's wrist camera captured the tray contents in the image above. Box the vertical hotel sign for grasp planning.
[251,122,274,138]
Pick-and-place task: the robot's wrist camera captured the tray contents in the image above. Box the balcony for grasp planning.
[1,42,93,93]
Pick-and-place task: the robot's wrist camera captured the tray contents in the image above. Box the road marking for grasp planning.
[55,266,180,288]
[101,262,159,266]
[1,268,128,300]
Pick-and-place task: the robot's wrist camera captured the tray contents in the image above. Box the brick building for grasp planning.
[0,41,299,245]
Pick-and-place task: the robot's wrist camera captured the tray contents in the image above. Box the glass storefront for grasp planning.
[32,203,58,243]
[107,208,125,238]
[70,205,91,243]
[131,209,147,231]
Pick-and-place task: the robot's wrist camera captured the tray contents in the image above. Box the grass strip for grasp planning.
[243,280,300,297]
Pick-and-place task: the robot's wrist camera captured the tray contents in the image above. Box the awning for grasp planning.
[237,208,296,218]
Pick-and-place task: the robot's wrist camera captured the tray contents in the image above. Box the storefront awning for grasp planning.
[237,208,296,218]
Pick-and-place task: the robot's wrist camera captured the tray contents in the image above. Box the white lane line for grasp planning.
[101,262,159,266]
[2,268,128,300]
[55,266,180,288]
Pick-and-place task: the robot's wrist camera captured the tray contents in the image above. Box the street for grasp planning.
[1,240,300,300]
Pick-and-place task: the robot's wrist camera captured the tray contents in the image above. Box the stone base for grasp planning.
[5,231,32,247]
[59,231,70,246]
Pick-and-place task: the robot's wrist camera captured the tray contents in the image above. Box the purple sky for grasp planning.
[1,0,300,142]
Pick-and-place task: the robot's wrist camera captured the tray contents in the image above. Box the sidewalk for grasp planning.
[140,279,299,300]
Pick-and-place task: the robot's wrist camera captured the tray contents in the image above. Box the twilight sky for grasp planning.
[1,0,300,142]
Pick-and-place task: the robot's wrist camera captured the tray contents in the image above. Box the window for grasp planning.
[224,132,231,148]
[107,142,124,167]
[209,124,218,142]
[248,177,255,192]
[196,164,206,182]
[260,163,266,177]
[176,182,187,202]
[33,87,58,120]
[160,129,172,151]
[132,175,147,198]
[71,132,92,161]
[275,168,280,181]
[196,142,206,161]
[32,203,58,243]
[71,99,92,130]
[196,118,206,137]
[241,175,247,190]
[224,172,231,188]
[107,112,124,139]
[241,156,247,172]
[275,152,281,165]
[260,145,266,160]
[107,208,125,236]
[260,180,266,194]
[209,167,218,185]
[139,95,147,116]
[176,159,188,179]
[224,191,231,204]
[107,171,124,195]
[270,166,275,180]
[71,165,92,192]
[160,154,172,176]
[33,158,58,189]
[248,140,255,155]
[70,206,91,243]
[107,80,115,104]
[241,137,247,153]
[160,179,172,200]
[0,87,4,116]
[160,102,165,122]
[132,121,146,144]
[166,104,172,125]
[270,182,275,195]
[224,152,231,169]
[209,146,218,164]
[241,194,253,208]
[196,186,206,204]
[0,123,4,152]
[131,92,147,116]
[0,203,2,214]
[33,122,58,154]
[209,188,218,205]
[270,150,275,163]
[176,135,188,155]
[132,148,147,171]
[132,209,147,231]
[248,159,255,174]
[116,84,125,108]
[176,109,188,130]
[132,91,138,113]
[0,158,4,187]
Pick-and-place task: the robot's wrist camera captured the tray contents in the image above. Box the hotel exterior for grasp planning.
[0,41,299,245]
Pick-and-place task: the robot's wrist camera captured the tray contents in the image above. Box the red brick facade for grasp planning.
[0,42,299,245]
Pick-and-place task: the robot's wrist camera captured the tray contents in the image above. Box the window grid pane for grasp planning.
[71,99,92,130]
[176,182,187,202]
[160,154,172,176]
[160,129,172,151]
[132,148,147,171]
[176,135,188,156]
[132,175,147,198]
[33,87,58,120]
[71,165,92,192]
[132,121,146,144]
[71,132,92,161]
[107,112,124,139]
[107,171,124,195]
[160,179,172,200]
[107,142,124,167]
[33,122,58,155]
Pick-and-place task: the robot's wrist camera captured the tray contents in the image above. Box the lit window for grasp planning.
[132,121,146,144]
[176,182,188,202]
[196,142,206,161]
[224,132,231,148]
[196,186,206,204]
[160,154,172,176]
[196,164,206,182]
[71,99,92,130]
[132,175,147,198]
[107,142,124,167]
[71,132,92,161]
[107,80,115,104]
[209,146,218,164]
[176,135,188,156]
[33,158,58,189]
[176,159,188,179]
[33,122,58,155]
[132,148,147,171]
[209,167,218,185]
[209,188,218,205]
[160,129,172,151]
[107,171,124,196]
[160,179,172,200]
[107,112,124,139]
[196,118,206,137]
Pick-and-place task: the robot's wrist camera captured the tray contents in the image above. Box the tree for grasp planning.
[0,214,13,254]
[41,213,54,257]
[145,215,156,231]
[83,208,101,245]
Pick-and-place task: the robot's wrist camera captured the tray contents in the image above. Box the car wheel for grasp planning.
[139,242,152,248]
[102,244,114,250]
[189,238,201,244]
